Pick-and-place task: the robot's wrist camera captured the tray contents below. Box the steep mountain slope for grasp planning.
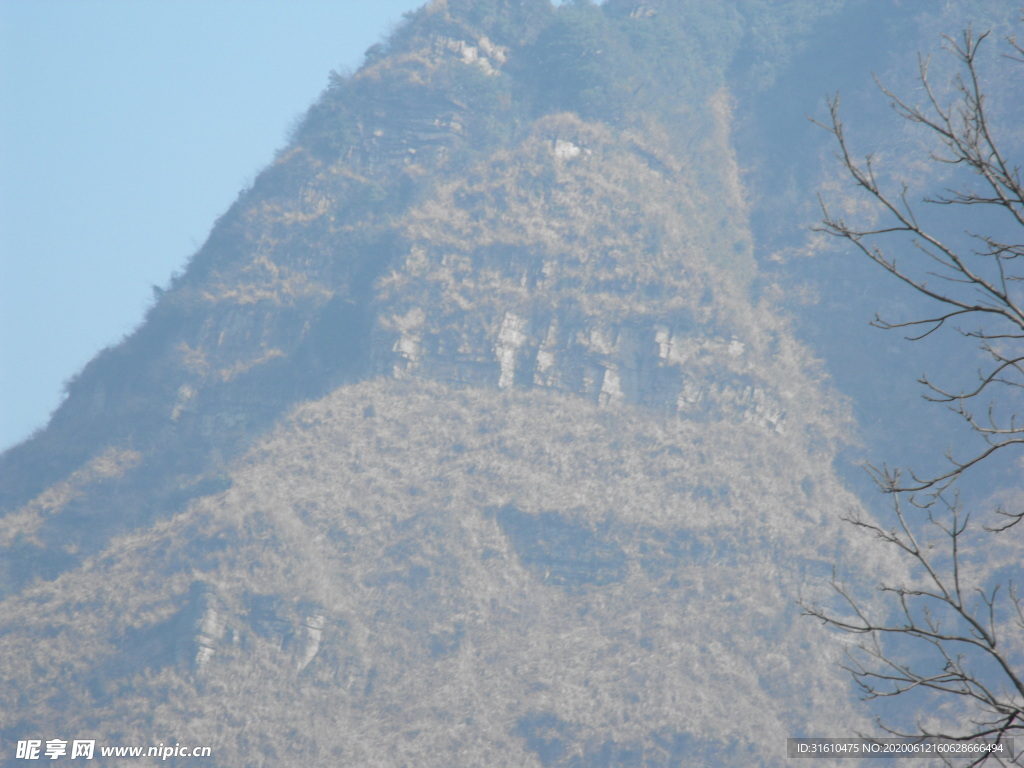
[1,1,902,765]
[3,381,889,766]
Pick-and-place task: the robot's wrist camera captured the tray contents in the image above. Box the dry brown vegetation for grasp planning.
[0,1,976,765]
[1,379,894,766]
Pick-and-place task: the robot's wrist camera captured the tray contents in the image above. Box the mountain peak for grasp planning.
[1,4,907,765]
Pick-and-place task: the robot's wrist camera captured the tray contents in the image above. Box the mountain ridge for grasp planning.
[1,2,924,765]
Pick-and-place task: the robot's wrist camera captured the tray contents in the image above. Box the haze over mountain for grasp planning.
[2,1,1018,765]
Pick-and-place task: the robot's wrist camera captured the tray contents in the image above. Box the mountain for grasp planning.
[0,1,924,765]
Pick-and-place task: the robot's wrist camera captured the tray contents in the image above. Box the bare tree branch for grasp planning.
[805,22,1024,765]
[813,26,1024,496]
[801,493,1024,763]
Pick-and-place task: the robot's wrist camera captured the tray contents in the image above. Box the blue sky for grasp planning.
[0,0,427,450]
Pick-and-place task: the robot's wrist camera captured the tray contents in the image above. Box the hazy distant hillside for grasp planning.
[0,1,963,765]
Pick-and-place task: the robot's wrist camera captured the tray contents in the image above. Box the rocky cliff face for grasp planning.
[0,2,893,766]
[371,112,792,429]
